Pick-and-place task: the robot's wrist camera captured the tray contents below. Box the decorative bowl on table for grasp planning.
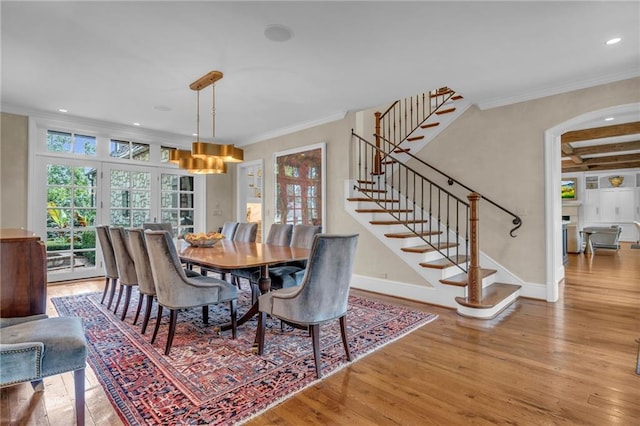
[183,232,225,247]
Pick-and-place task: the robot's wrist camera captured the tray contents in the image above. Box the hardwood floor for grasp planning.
[2,245,639,425]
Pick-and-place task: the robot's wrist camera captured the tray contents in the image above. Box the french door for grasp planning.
[35,159,200,282]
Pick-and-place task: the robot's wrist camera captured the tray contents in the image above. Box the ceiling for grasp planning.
[1,1,639,147]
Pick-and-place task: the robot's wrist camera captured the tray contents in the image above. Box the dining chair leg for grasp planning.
[132,293,144,325]
[141,295,154,335]
[202,305,209,325]
[100,277,110,304]
[113,284,124,315]
[339,316,352,361]
[165,309,179,356]
[120,286,133,321]
[310,324,322,378]
[73,367,86,426]
[107,278,118,309]
[151,305,163,344]
[256,311,267,355]
[229,300,237,339]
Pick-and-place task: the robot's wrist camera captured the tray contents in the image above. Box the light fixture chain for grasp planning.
[211,84,216,139]
[196,90,200,141]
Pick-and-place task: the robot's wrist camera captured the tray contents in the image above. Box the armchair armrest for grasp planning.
[0,342,44,386]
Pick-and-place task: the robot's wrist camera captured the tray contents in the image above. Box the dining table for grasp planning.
[178,239,310,330]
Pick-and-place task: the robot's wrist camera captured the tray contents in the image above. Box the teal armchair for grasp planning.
[0,314,87,425]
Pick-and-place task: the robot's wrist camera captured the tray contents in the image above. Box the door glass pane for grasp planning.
[45,163,98,276]
[109,169,151,227]
[161,173,194,238]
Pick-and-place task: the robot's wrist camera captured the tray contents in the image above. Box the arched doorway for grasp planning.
[543,102,640,301]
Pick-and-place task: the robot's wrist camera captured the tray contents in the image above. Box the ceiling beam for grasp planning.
[562,160,640,173]
[572,140,640,156]
[581,153,640,165]
[561,121,640,143]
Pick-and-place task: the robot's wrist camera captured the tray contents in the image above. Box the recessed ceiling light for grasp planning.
[58,109,68,113]
[605,37,621,45]
[264,24,293,42]
[192,133,198,137]
[133,122,141,126]
[604,117,614,121]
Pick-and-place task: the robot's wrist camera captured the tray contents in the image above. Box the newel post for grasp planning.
[374,111,382,175]
[468,192,481,303]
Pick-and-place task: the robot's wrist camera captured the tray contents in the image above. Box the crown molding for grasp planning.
[239,110,347,146]
[476,70,640,110]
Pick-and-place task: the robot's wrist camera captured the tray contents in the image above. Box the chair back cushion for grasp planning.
[221,221,239,240]
[108,227,138,285]
[96,225,118,279]
[269,234,358,323]
[290,225,322,249]
[233,222,258,242]
[127,228,156,296]
[143,222,173,236]
[266,223,293,246]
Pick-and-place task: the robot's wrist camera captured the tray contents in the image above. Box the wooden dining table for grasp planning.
[178,239,310,329]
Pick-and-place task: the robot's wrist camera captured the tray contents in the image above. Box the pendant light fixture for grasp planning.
[174,70,243,174]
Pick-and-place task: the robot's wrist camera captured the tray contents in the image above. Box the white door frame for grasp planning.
[236,159,264,239]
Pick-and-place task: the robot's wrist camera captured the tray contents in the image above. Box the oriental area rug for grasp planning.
[53,288,437,425]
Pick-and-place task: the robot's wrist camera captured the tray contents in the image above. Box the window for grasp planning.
[47,130,96,156]
[110,139,150,161]
[274,143,325,227]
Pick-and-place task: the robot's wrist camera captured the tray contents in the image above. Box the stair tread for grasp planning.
[393,148,411,153]
[356,188,387,193]
[439,268,497,285]
[384,230,441,238]
[451,95,464,100]
[407,135,425,141]
[372,219,428,225]
[347,197,400,203]
[435,107,456,115]
[455,282,521,309]
[421,122,440,129]
[382,160,397,165]
[401,242,458,253]
[357,179,376,185]
[356,208,413,213]
[420,255,469,270]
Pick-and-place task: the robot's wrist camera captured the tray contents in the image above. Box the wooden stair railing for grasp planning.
[352,132,470,273]
[374,87,457,175]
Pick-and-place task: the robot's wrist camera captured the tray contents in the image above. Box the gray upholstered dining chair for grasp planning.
[127,228,158,334]
[0,314,87,425]
[109,227,139,321]
[96,225,119,309]
[268,224,322,289]
[231,223,293,301]
[144,230,239,356]
[143,222,174,236]
[233,222,258,242]
[255,233,359,378]
[220,221,239,240]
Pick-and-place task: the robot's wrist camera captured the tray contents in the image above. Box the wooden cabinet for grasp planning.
[0,229,47,318]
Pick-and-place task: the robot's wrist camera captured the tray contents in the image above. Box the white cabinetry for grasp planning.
[576,170,640,243]
[600,188,634,222]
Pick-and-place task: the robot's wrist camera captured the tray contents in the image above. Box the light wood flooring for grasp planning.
[2,244,639,425]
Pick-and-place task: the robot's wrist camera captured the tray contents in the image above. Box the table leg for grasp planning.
[584,233,593,255]
[220,265,271,332]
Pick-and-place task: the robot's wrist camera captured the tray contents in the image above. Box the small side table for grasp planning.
[580,230,595,254]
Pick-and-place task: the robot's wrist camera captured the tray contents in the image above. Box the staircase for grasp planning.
[348,87,523,319]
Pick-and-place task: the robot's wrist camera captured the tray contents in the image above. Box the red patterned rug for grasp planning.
[53,287,437,425]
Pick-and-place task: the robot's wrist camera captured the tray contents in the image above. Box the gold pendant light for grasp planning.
[173,70,243,174]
